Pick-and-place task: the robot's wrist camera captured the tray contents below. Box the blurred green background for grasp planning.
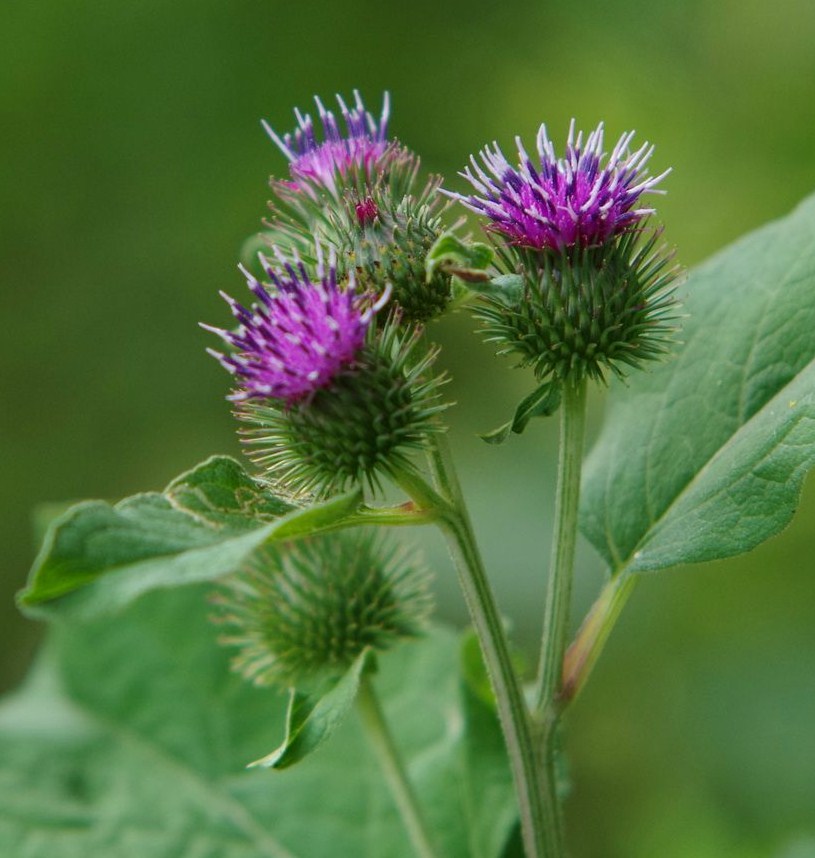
[3,0,815,855]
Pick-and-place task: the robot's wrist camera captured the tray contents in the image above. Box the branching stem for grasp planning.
[396,434,558,858]
[560,572,637,705]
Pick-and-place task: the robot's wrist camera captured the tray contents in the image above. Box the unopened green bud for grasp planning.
[212,530,433,690]
[342,176,453,323]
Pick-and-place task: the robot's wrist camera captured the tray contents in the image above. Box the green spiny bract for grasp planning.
[212,530,433,691]
[478,227,682,385]
[263,146,454,323]
[236,317,449,497]
[339,177,452,323]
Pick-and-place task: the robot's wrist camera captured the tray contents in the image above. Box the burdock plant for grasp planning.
[15,92,815,858]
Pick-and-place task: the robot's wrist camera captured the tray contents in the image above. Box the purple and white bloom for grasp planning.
[449,120,670,252]
[262,91,391,194]
[203,252,387,404]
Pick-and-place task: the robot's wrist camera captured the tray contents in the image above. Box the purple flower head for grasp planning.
[448,120,670,252]
[262,91,391,193]
[202,251,388,404]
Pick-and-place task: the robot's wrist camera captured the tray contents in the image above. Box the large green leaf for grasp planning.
[18,456,362,621]
[581,193,815,574]
[0,588,516,857]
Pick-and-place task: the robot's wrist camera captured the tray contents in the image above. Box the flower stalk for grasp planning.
[357,675,439,858]
[528,378,588,854]
[534,379,588,720]
[396,436,559,858]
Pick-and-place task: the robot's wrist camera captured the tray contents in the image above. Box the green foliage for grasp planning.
[480,380,562,445]
[425,231,494,283]
[457,642,518,858]
[581,193,815,574]
[251,649,374,770]
[0,587,516,858]
[18,456,362,621]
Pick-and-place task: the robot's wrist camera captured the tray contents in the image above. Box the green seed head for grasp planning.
[212,530,433,690]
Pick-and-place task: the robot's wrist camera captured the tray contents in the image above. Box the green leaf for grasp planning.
[18,455,362,620]
[581,193,815,575]
[425,231,494,282]
[251,649,374,770]
[480,380,562,444]
[470,273,525,303]
[0,587,516,857]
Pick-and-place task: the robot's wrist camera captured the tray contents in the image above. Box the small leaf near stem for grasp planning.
[534,379,588,722]
[425,231,494,283]
[480,381,562,445]
[251,649,375,769]
[357,674,440,858]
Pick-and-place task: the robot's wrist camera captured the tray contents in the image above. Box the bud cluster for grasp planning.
[262,92,454,323]
[203,93,461,497]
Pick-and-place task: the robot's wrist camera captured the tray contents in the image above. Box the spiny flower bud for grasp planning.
[236,318,448,496]
[339,173,454,323]
[202,251,385,404]
[448,120,669,253]
[478,229,681,383]
[355,197,379,226]
[449,120,681,384]
[260,95,453,324]
[212,530,433,691]
[262,91,392,196]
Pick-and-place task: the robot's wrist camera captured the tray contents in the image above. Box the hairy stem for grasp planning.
[399,435,559,858]
[534,379,588,718]
[357,675,439,858]
[527,379,588,849]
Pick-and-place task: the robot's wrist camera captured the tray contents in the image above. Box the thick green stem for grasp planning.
[560,572,637,705]
[399,436,559,858]
[527,379,587,851]
[357,675,439,858]
[534,379,588,718]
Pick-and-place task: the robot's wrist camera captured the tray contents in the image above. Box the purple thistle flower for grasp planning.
[262,91,391,193]
[448,120,670,252]
[202,253,387,404]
